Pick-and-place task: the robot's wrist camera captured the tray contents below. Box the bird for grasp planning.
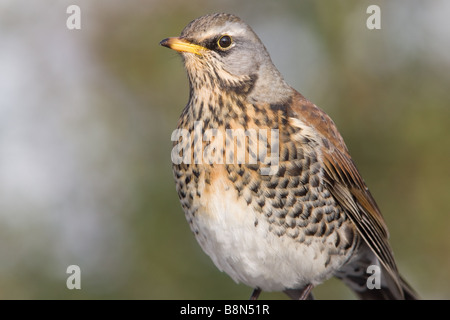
[160,13,418,300]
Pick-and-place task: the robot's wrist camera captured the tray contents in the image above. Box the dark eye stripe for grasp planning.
[199,36,235,57]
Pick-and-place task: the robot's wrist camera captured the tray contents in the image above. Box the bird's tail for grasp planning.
[348,272,418,300]
[335,244,419,300]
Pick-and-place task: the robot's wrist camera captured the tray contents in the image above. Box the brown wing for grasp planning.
[289,91,402,290]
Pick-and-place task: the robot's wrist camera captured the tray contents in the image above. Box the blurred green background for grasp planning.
[0,0,449,299]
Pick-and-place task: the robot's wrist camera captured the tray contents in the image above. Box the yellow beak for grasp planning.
[160,37,206,56]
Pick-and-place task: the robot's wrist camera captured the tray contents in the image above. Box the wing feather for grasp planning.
[289,92,402,294]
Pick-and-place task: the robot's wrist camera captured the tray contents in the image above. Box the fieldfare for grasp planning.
[160,13,417,300]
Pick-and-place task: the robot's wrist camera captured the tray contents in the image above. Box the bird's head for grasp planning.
[160,13,292,103]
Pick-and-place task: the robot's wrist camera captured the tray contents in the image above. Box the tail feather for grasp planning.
[352,274,418,300]
[336,243,419,300]
[399,275,419,300]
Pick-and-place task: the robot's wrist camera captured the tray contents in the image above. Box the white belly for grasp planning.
[190,176,344,292]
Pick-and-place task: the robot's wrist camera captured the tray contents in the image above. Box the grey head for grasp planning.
[160,13,293,104]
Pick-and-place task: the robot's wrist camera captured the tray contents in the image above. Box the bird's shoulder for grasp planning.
[286,91,348,155]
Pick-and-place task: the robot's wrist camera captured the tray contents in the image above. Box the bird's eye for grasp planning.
[217,35,233,49]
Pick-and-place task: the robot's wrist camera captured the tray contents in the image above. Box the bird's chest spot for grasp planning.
[178,164,250,218]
